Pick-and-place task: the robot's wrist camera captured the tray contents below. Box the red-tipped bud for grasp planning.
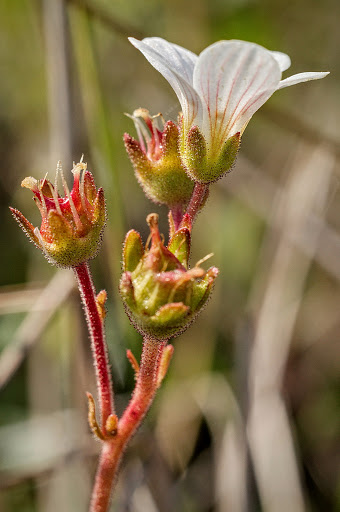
[10,159,106,267]
[124,109,194,209]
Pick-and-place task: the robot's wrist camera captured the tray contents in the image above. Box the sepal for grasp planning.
[191,266,219,310]
[96,290,107,321]
[181,125,207,180]
[151,302,189,325]
[182,127,241,183]
[10,207,41,247]
[120,271,136,310]
[156,344,174,388]
[168,227,191,268]
[123,230,144,272]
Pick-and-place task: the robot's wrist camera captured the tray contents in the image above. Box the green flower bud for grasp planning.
[120,213,219,340]
[124,109,194,209]
[10,160,106,267]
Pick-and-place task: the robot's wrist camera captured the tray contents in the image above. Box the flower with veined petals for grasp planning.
[129,37,329,183]
[10,160,106,267]
[124,108,194,209]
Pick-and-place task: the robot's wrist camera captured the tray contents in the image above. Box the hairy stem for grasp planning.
[74,262,114,431]
[185,182,209,223]
[90,337,166,512]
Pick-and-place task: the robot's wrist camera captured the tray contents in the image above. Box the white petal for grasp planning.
[193,40,281,152]
[136,37,198,84]
[278,71,329,90]
[270,51,291,72]
[129,37,202,129]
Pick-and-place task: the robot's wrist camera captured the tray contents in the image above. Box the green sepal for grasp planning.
[119,271,136,309]
[168,228,191,268]
[123,230,144,272]
[44,210,105,267]
[92,187,106,227]
[182,128,241,184]
[151,302,189,326]
[182,125,207,181]
[44,211,77,266]
[191,266,219,311]
[162,121,182,158]
[48,210,73,244]
[83,170,97,203]
[124,134,150,174]
[132,270,164,316]
[216,132,241,176]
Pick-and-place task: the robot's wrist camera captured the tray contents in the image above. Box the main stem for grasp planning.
[74,262,114,430]
[90,337,166,512]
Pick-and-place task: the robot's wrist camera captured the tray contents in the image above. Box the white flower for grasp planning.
[129,37,329,182]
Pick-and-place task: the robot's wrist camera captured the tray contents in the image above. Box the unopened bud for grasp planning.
[120,213,219,340]
[10,159,106,267]
[124,109,194,208]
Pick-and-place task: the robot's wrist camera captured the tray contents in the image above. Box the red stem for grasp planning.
[74,262,114,431]
[90,337,166,512]
[185,182,209,223]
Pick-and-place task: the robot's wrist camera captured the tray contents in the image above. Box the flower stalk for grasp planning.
[74,262,114,433]
[185,182,210,224]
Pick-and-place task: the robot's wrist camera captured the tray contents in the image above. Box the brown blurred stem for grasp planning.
[0,271,75,390]
[43,0,73,166]
[90,337,166,512]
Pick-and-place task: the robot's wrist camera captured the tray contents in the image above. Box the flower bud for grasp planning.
[124,108,194,208]
[10,160,106,267]
[120,213,218,340]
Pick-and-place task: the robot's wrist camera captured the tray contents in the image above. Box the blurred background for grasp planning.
[0,0,339,511]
